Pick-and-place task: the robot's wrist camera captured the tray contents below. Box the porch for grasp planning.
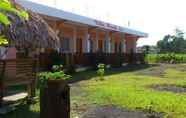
[38,52,145,70]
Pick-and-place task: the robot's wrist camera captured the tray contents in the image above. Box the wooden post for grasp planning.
[40,79,70,118]
[0,61,6,107]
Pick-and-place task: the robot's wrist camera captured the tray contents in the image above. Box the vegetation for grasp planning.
[146,53,186,63]
[2,64,186,118]
[38,65,71,88]
[0,0,29,24]
[0,0,29,45]
[0,35,8,45]
[157,28,186,53]
[76,64,186,118]
[97,63,105,80]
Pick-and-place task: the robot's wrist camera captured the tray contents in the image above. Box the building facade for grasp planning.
[3,0,149,67]
[16,0,148,55]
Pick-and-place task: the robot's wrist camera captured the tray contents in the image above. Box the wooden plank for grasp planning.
[0,58,37,107]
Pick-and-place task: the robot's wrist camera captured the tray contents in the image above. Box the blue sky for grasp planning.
[30,0,186,46]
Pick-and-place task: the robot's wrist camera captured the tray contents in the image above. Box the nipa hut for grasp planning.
[0,0,59,53]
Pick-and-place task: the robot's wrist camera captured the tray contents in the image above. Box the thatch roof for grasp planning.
[0,0,60,48]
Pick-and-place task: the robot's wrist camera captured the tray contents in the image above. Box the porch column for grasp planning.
[111,33,115,53]
[93,30,99,52]
[133,38,137,53]
[121,34,126,53]
[117,36,121,53]
[83,29,89,53]
[71,27,77,53]
[104,32,111,53]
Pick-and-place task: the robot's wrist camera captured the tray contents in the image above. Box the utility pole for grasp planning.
[128,20,131,27]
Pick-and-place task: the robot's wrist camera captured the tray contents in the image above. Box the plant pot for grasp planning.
[40,79,70,118]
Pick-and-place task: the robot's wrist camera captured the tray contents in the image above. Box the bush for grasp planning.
[38,65,71,88]
[97,63,105,80]
[146,53,186,63]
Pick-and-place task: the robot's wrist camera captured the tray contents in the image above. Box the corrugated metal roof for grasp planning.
[15,0,148,37]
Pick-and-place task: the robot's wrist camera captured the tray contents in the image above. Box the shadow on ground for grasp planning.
[0,104,39,118]
[68,64,159,84]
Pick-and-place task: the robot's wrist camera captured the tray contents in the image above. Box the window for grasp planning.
[61,37,70,53]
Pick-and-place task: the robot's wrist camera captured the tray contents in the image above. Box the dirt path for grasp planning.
[80,106,163,118]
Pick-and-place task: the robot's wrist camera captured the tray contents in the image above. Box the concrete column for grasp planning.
[93,30,99,53]
[121,34,126,53]
[117,36,121,53]
[111,33,115,53]
[102,36,105,53]
[133,38,137,53]
[104,32,111,53]
[125,38,137,53]
[71,27,77,53]
[83,29,89,53]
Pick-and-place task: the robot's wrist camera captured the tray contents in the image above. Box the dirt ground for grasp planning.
[150,85,186,93]
[81,106,163,118]
[135,63,186,77]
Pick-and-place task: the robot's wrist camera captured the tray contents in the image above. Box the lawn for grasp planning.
[1,64,186,118]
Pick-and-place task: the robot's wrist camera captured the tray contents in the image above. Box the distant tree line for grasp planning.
[141,28,186,54]
[157,28,186,53]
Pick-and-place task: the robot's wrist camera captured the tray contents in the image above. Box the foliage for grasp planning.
[0,35,8,45]
[2,64,186,118]
[0,0,29,45]
[49,51,63,66]
[97,63,105,80]
[157,28,186,53]
[38,65,71,88]
[146,53,186,63]
[0,12,10,26]
[0,0,29,21]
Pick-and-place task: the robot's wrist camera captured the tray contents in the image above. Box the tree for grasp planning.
[0,0,29,46]
[157,28,186,53]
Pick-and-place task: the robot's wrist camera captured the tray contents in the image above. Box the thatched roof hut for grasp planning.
[0,0,59,49]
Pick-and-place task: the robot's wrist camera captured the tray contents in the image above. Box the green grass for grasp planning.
[82,75,186,118]
[164,69,186,80]
[73,66,186,118]
[146,54,186,63]
[2,64,186,118]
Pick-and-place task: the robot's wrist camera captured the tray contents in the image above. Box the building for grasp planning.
[15,0,148,67]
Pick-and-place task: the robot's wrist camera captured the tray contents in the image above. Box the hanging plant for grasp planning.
[0,35,8,45]
[0,12,10,26]
[0,0,29,45]
[0,0,29,20]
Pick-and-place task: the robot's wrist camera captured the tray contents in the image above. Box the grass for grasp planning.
[79,74,186,118]
[2,64,186,118]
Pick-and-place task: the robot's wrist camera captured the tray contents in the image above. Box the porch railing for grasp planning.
[38,53,145,70]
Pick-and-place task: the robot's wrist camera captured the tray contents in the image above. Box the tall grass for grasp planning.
[146,53,186,63]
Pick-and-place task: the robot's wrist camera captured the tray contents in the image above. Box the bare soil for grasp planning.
[80,106,163,118]
[151,85,186,93]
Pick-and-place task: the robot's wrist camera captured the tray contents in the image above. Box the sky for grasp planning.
[30,0,186,46]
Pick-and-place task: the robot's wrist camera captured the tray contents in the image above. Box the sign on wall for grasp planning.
[94,20,123,32]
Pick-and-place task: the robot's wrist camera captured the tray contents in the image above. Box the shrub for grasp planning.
[146,53,186,63]
[38,65,71,88]
[97,63,105,80]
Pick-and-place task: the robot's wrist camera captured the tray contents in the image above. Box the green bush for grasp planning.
[97,63,105,80]
[38,65,71,88]
[146,53,186,63]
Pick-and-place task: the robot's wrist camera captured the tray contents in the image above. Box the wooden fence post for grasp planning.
[40,79,70,118]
